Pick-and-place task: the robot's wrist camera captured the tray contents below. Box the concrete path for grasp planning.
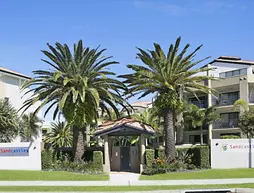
[0,178,254,186]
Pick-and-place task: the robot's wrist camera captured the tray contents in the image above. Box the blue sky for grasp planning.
[0,0,253,120]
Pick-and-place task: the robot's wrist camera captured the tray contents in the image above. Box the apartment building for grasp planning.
[184,56,254,144]
[0,67,43,142]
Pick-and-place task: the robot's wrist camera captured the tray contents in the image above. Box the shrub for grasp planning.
[145,149,155,168]
[143,149,196,175]
[220,135,240,139]
[41,149,54,170]
[197,146,210,169]
[92,151,103,172]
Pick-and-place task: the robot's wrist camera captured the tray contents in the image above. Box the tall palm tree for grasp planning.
[0,99,19,142]
[44,121,72,148]
[184,104,219,144]
[20,40,128,163]
[119,37,216,157]
[20,113,43,141]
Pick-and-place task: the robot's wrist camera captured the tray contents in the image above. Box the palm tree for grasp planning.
[119,37,216,157]
[44,121,72,148]
[20,40,128,163]
[131,107,162,135]
[20,113,43,141]
[184,104,219,144]
[0,99,19,142]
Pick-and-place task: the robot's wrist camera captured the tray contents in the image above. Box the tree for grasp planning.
[131,107,163,135]
[120,37,215,157]
[0,99,19,142]
[44,121,73,148]
[21,40,128,163]
[20,113,43,142]
[184,104,219,144]
[238,110,254,138]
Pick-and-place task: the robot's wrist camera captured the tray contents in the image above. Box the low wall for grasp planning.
[211,139,254,169]
[0,142,41,170]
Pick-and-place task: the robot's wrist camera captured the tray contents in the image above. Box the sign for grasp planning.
[0,147,29,156]
[221,143,254,153]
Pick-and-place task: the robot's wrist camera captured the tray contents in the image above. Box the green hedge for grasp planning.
[93,151,103,172]
[41,149,54,170]
[220,135,240,139]
[145,149,155,168]
[153,146,210,169]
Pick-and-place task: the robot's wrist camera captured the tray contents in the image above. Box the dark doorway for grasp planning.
[120,146,130,171]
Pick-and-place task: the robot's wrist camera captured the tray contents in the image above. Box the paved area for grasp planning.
[0,178,254,186]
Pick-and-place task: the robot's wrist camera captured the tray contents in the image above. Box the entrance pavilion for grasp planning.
[94,118,155,173]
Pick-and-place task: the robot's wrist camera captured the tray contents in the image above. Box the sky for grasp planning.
[0,0,254,120]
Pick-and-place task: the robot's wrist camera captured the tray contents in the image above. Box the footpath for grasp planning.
[0,173,254,192]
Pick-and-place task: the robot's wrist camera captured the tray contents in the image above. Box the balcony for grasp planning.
[249,95,254,103]
[213,120,239,129]
[190,101,208,109]
[213,99,238,106]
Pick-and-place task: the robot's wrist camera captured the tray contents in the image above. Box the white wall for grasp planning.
[211,139,254,169]
[210,62,252,77]
[0,73,43,142]
[195,62,252,77]
[0,142,41,170]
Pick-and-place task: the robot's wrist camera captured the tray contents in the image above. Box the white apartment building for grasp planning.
[185,56,254,144]
[0,67,43,142]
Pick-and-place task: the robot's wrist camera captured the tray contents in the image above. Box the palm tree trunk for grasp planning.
[200,126,203,145]
[163,108,176,158]
[73,128,84,163]
[86,125,90,147]
[175,110,184,145]
[176,86,184,145]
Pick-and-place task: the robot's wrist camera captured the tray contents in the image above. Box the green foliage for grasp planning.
[238,110,254,138]
[92,151,103,172]
[131,107,163,135]
[41,149,103,173]
[143,149,195,175]
[20,113,43,141]
[220,135,241,139]
[184,104,219,130]
[145,149,155,168]
[44,121,73,148]
[120,37,217,158]
[234,99,247,111]
[20,40,128,125]
[41,149,54,170]
[0,99,19,142]
[155,146,210,169]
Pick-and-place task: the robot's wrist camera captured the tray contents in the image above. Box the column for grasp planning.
[239,77,249,112]
[104,135,110,174]
[140,134,145,173]
[207,65,213,143]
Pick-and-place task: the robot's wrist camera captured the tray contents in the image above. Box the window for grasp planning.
[220,112,239,128]
[219,92,239,106]
[219,68,247,78]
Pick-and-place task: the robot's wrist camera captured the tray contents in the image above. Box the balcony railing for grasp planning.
[213,99,238,106]
[189,101,208,108]
[213,120,239,129]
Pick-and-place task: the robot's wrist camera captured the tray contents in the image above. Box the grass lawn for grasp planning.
[0,184,254,192]
[0,170,108,181]
[140,168,254,180]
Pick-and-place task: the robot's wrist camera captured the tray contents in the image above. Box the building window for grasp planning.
[218,91,239,106]
[219,68,247,78]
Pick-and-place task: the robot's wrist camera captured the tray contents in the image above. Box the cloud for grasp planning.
[133,0,243,16]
